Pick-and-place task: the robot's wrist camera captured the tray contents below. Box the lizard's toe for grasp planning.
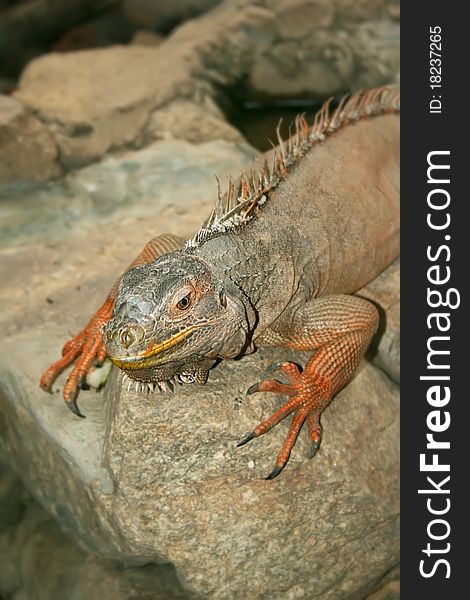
[263,361,302,382]
[239,367,330,477]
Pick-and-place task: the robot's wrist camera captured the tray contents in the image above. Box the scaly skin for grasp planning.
[40,234,185,415]
[40,86,400,478]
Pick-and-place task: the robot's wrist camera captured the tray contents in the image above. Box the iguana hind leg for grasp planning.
[40,233,185,416]
[239,295,379,479]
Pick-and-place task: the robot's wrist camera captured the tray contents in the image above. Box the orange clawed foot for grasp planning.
[39,298,114,417]
[238,361,329,479]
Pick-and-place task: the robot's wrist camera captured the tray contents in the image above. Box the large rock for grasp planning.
[147,99,245,144]
[104,349,399,599]
[0,136,256,259]
[0,469,189,600]
[0,468,399,600]
[0,95,61,186]
[14,44,188,169]
[13,0,399,171]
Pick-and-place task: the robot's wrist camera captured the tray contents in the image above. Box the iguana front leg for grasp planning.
[238,295,379,479]
[40,233,185,416]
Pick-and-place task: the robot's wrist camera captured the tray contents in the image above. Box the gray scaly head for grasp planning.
[103,251,253,392]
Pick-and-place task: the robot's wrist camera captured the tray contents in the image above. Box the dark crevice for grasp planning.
[218,83,346,151]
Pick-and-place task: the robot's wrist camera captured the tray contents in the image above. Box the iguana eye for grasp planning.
[176,291,194,311]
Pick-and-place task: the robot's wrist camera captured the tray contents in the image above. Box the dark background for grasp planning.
[401,2,468,596]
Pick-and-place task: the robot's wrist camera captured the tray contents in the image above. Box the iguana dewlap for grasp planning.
[40,86,400,478]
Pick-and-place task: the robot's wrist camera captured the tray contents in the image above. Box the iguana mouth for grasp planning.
[120,364,210,394]
[108,325,197,370]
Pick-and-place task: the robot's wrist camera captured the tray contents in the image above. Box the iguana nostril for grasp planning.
[121,329,134,348]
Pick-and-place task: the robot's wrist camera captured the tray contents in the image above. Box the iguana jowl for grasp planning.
[40,86,400,478]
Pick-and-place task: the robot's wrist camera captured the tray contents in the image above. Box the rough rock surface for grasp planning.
[367,579,400,600]
[0,137,256,255]
[102,348,399,600]
[0,95,62,186]
[0,463,189,599]
[147,99,245,144]
[0,136,399,599]
[0,466,399,600]
[12,0,400,171]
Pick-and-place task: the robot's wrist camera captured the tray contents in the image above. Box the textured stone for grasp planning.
[366,579,400,600]
[14,45,175,168]
[147,99,245,144]
[0,95,61,186]
[0,136,255,244]
[0,495,190,600]
[13,0,399,171]
[104,351,399,599]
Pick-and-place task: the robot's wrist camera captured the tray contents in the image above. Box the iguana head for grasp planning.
[103,252,253,391]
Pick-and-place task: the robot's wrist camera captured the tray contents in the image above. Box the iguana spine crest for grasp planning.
[185,85,400,250]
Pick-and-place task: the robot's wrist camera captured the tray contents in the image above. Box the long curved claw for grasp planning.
[65,393,86,418]
[265,465,285,480]
[263,361,301,381]
[237,431,257,447]
[263,361,301,377]
[308,440,321,459]
[60,333,106,416]
[246,383,261,396]
[246,378,297,398]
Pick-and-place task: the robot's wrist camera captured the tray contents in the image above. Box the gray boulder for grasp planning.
[0,95,61,186]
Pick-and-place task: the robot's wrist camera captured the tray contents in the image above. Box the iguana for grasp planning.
[40,86,400,478]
